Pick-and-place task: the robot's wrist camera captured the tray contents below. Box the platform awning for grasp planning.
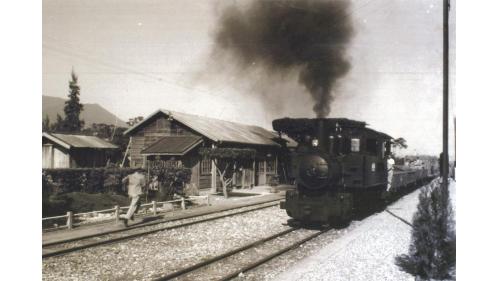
[141,136,203,156]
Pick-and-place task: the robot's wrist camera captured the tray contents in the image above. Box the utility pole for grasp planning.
[442,0,450,188]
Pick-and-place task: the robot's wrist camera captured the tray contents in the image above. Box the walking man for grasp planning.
[119,168,146,227]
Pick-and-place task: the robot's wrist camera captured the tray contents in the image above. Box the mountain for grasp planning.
[42,96,128,128]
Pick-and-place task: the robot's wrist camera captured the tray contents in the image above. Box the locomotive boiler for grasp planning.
[273,117,405,226]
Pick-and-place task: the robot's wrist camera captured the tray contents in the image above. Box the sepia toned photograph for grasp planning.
[41,0,456,280]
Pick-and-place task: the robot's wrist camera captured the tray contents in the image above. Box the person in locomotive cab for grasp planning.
[386,155,395,192]
[414,156,423,169]
[119,168,146,227]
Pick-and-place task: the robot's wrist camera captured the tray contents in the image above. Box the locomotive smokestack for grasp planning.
[213,0,354,117]
[317,118,326,150]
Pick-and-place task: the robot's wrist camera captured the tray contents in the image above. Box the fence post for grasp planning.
[181,197,186,210]
[66,211,73,230]
[152,201,157,216]
[115,205,120,222]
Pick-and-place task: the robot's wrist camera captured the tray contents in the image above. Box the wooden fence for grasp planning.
[42,195,210,231]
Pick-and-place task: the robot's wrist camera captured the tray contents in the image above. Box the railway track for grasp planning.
[42,199,282,259]
[152,226,331,281]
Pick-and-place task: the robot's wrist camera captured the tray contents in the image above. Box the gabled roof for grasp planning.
[43,133,118,149]
[124,109,281,147]
[141,136,203,155]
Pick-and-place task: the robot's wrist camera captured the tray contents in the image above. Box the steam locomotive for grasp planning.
[273,118,437,226]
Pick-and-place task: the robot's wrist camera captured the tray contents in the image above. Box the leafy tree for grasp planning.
[81,123,129,165]
[43,115,51,132]
[62,70,84,132]
[127,116,144,127]
[395,180,456,280]
[391,137,408,164]
[199,147,256,198]
[392,137,408,150]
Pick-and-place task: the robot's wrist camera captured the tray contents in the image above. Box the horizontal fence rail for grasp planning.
[42,196,210,231]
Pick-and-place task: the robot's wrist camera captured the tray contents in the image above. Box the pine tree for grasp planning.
[51,114,65,133]
[396,180,456,280]
[62,69,84,132]
[42,115,51,132]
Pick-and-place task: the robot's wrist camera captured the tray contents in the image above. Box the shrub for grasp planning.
[43,167,192,198]
[395,179,455,280]
[149,167,191,201]
[42,173,73,217]
[269,175,279,186]
[42,168,140,195]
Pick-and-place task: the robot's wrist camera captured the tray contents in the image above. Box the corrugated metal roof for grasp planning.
[124,109,282,147]
[141,136,202,155]
[43,133,118,149]
[170,110,280,146]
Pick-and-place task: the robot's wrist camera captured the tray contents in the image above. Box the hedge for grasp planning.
[148,165,192,201]
[42,167,191,197]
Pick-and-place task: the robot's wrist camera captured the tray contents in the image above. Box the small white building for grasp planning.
[42,133,118,168]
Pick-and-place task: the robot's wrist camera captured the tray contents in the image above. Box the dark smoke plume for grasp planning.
[214,0,354,117]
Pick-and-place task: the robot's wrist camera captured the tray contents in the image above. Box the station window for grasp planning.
[266,158,277,174]
[165,159,182,168]
[201,158,212,175]
[258,161,265,173]
[351,138,360,152]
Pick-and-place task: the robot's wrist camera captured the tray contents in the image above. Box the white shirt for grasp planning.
[387,158,395,172]
[122,172,146,197]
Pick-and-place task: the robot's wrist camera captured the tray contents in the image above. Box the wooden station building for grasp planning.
[123,109,294,192]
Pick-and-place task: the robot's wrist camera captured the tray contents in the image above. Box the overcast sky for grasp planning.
[43,0,455,157]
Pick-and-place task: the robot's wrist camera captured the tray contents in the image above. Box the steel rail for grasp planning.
[43,198,282,247]
[42,201,280,259]
[152,228,298,281]
[218,227,331,281]
[152,227,331,281]
[385,209,413,227]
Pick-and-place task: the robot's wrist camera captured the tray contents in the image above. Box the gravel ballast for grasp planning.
[43,180,456,281]
[173,228,321,281]
[43,202,279,252]
[43,205,290,281]
[256,179,457,281]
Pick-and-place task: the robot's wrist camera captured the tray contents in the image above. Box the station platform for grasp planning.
[42,185,293,246]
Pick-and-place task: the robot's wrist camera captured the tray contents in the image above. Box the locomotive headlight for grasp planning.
[312,138,319,147]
